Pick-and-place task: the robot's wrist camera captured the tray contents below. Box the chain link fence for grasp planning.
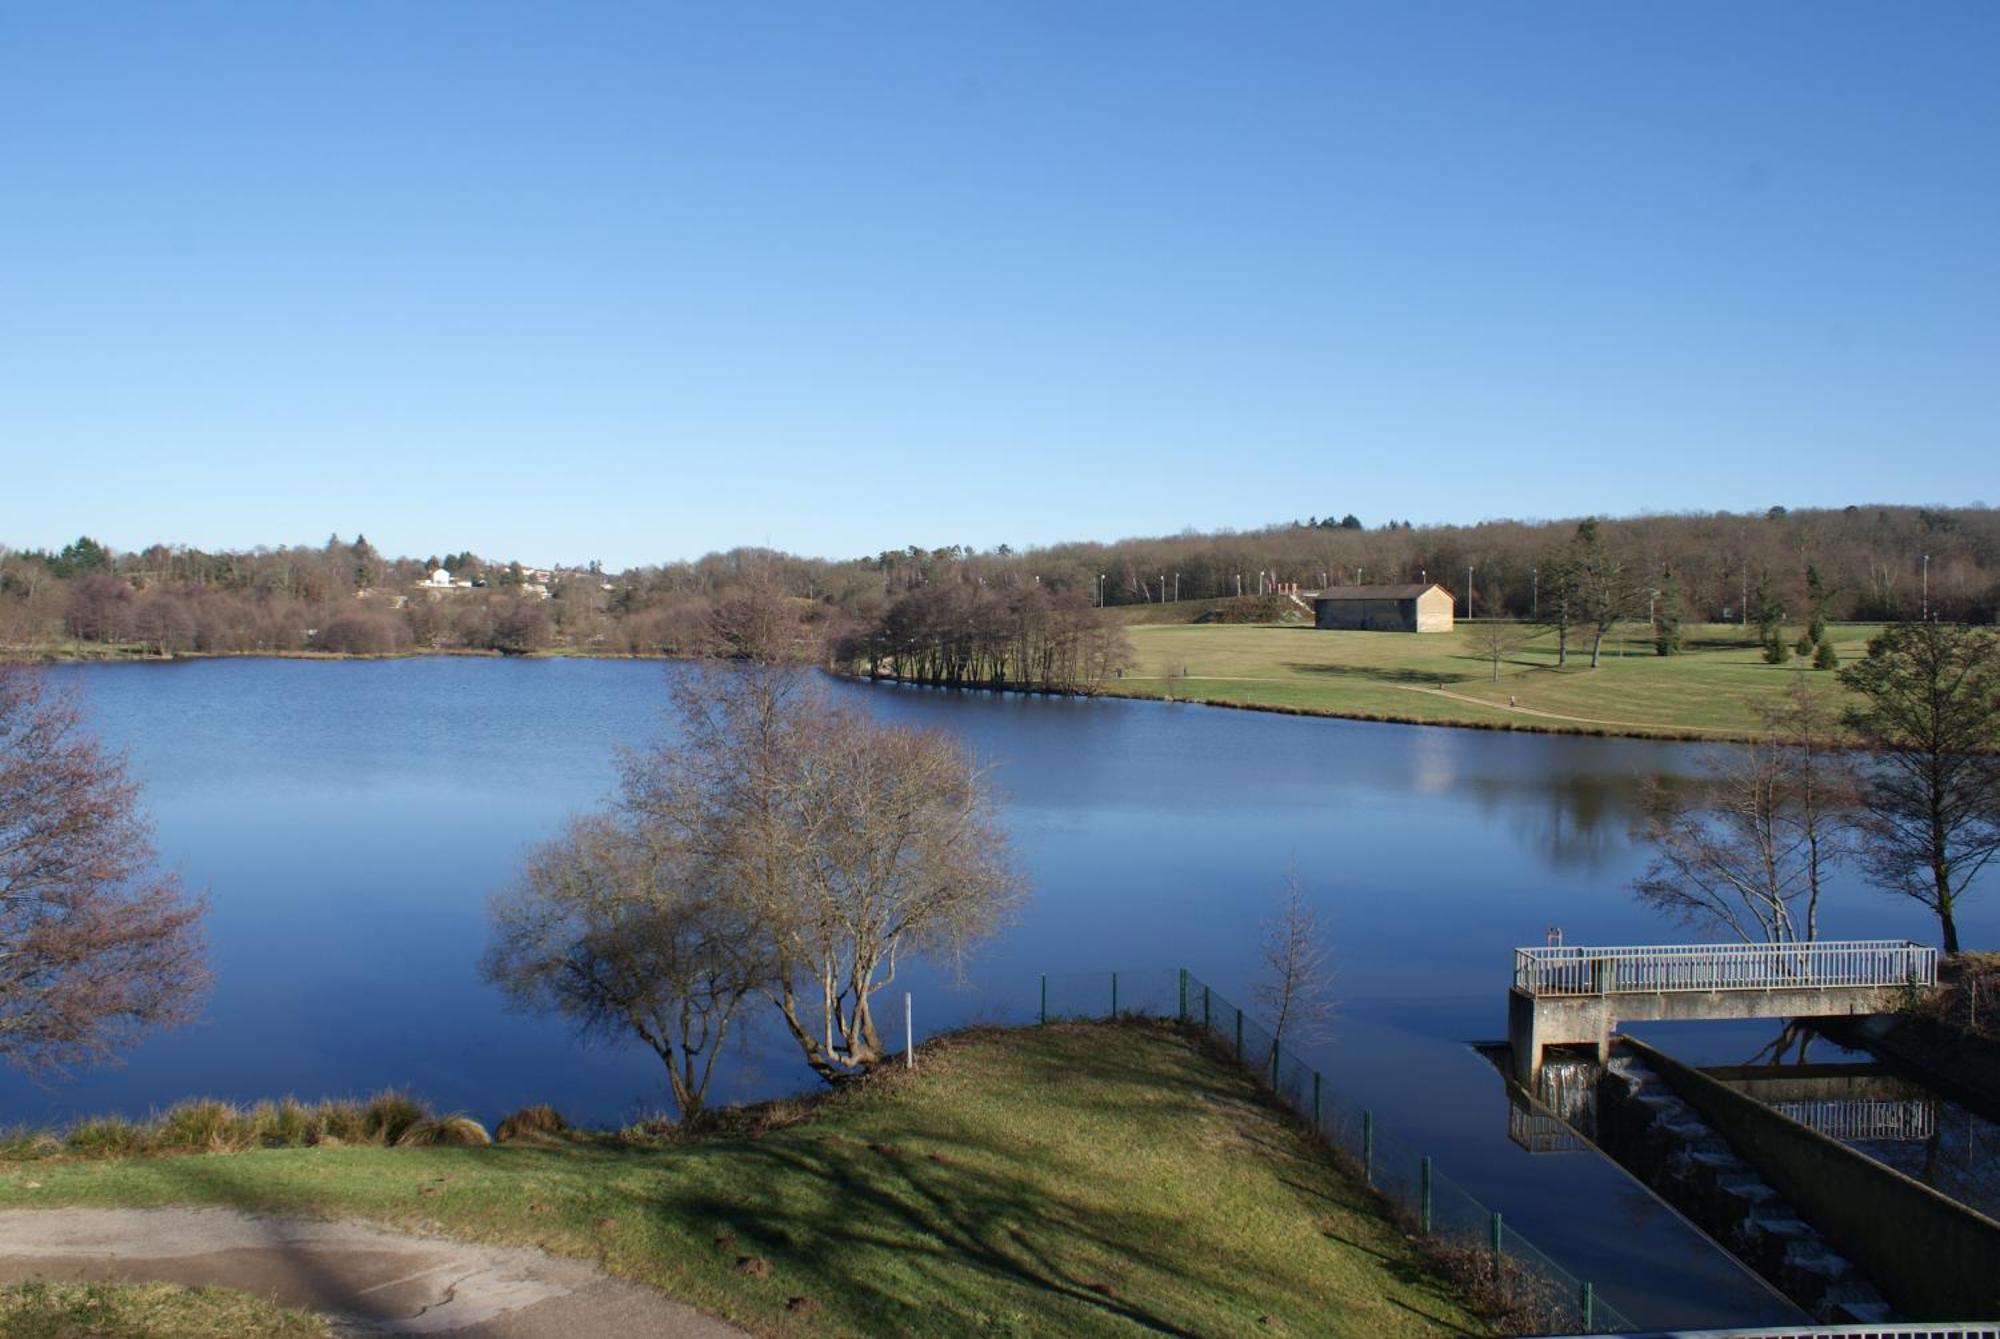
[1040,967,1635,1335]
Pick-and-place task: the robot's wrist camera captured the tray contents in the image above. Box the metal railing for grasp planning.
[1513,941,1937,998]
[1039,968,1636,1334]
[1773,1098,1938,1143]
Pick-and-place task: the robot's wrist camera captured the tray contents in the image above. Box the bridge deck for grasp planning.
[1508,940,1937,1084]
[1514,940,1936,997]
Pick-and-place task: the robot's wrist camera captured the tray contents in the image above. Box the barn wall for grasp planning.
[1414,589,1454,633]
[1314,599,1416,631]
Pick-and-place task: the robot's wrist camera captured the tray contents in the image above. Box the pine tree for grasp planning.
[1654,565,1683,656]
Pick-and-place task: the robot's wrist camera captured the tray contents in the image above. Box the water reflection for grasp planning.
[1463,768,1654,872]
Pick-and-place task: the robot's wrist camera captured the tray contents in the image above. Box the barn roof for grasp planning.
[1308,583,1451,602]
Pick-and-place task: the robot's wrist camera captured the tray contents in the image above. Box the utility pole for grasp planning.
[1532,566,1539,617]
[1097,573,1106,608]
[1466,564,1475,619]
[1741,564,1748,626]
[1174,571,1180,601]
[1923,553,1930,620]
[1235,573,1242,597]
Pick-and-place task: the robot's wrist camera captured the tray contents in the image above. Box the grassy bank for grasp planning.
[0,1023,1481,1337]
[1111,620,1882,738]
[0,1282,328,1339]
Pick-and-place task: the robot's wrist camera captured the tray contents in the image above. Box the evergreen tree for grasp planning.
[1654,565,1683,656]
[1805,563,1831,647]
[1752,571,1784,646]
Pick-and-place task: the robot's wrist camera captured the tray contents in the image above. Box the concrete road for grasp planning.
[0,1207,746,1337]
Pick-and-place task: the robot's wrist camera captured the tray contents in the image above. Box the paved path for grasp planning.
[0,1207,745,1337]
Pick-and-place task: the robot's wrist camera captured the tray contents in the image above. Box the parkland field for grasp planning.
[1111,614,1881,739]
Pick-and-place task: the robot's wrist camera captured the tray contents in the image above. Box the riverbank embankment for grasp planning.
[0,1022,1485,1338]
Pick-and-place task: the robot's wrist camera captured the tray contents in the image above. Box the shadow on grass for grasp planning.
[39,1024,1475,1337]
[1284,663,1457,687]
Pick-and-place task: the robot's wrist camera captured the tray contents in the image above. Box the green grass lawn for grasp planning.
[0,1024,1481,1338]
[1113,620,1877,738]
[0,1282,327,1339]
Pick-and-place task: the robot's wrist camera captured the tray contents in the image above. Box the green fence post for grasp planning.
[1312,1072,1322,1130]
[1202,985,1210,1029]
[1039,974,1047,1025]
[1362,1110,1374,1187]
[1111,971,1119,1017]
[1234,1007,1243,1060]
[1580,1282,1593,1331]
[1178,968,1188,1023]
[1420,1156,1433,1235]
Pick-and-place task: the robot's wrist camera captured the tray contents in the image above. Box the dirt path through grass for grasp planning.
[0,1207,742,1337]
[1119,672,1740,735]
[1395,683,1740,734]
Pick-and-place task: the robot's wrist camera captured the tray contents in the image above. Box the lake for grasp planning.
[18,656,1993,1328]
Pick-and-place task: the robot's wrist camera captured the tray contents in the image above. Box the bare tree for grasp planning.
[1839,622,2000,955]
[1634,677,1852,944]
[1254,869,1335,1059]
[0,666,206,1072]
[1569,519,1640,668]
[483,814,766,1123]
[626,667,1019,1083]
[1468,621,1543,682]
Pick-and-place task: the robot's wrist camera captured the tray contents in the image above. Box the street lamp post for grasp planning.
[1466,564,1475,619]
[1531,566,1539,618]
[1923,554,1930,620]
[1097,573,1106,608]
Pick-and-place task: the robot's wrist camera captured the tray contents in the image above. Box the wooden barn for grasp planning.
[1310,583,1454,633]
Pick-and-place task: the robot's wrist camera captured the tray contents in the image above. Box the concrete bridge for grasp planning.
[1508,940,1937,1084]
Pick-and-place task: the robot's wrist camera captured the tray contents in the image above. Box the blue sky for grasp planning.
[2,3,1994,568]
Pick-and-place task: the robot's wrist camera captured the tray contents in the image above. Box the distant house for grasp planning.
[1310,583,1454,633]
[423,568,456,588]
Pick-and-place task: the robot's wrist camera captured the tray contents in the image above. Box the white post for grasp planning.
[904,991,914,1070]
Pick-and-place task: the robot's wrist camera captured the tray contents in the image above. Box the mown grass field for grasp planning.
[0,1282,327,1339]
[0,1024,1481,1338]
[1111,617,1879,738]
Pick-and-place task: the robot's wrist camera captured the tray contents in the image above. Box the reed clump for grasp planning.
[0,1091,504,1161]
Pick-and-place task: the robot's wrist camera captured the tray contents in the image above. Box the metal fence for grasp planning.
[1773,1098,1939,1143]
[1039,968,1637,1335]
[1512,941,1937,997]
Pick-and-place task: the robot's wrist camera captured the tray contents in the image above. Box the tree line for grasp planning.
[5,505,1996,668]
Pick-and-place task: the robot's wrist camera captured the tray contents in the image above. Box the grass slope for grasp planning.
[0,1024,1479,1338]
[0,1282,328,1339]
[1113,621,1878,738]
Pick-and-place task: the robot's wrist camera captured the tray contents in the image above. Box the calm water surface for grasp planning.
[21,658,1995,1328]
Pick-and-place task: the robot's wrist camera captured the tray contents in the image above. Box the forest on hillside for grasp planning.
[1,506,1994,683]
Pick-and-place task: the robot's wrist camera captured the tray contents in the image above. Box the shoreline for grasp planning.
[851,669,1756,743]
